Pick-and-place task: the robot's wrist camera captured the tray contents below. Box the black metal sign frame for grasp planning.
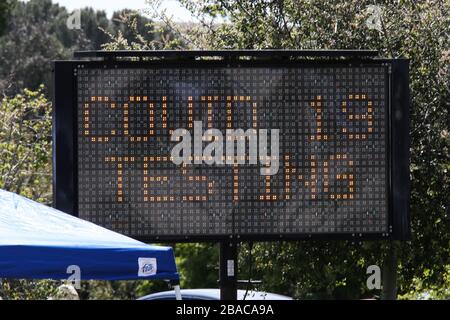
[53,52,410,242]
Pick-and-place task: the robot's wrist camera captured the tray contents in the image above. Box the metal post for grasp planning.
[170,279,182,300]
[219,241,238,300]
[174,285,182,301]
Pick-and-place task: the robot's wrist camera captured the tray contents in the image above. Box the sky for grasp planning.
[51,0,195,21]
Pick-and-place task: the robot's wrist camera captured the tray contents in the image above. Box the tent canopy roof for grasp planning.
[0,189,179,281]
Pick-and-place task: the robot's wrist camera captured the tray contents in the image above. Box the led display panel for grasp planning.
[71,62,390,239]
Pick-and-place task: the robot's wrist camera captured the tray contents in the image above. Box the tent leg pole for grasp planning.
[171,279,182,300]
[219,241,238,300]
[174,284,182,300]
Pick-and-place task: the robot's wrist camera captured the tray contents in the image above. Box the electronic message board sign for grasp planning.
[53,52,410,241]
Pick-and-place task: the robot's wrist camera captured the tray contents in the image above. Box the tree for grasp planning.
[0,85,52,203]
[0,0,162,96]
[103,0,449,299]
[0,0,16,36]
[0,85,60,300]
[0,0,70,95]
[101,9,180,50]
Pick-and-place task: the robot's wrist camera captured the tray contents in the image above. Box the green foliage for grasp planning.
[0,0,162,95]
[399,265,450,299]
[0,0,15,36]
[0,85,52,203]
[0,85,59,300]
[0,0,67,95]
[101,11,181,51]
[0,279,59,300]
[175,243,219,288]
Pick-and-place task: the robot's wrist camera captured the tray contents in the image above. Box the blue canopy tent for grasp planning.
[0,189,180,297]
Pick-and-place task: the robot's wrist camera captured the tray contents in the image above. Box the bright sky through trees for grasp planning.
[49,0,194,20]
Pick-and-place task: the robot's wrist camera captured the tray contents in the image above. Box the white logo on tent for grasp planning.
[138,257,157,277]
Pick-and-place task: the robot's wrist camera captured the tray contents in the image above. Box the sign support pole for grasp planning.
[219,241,238,300]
